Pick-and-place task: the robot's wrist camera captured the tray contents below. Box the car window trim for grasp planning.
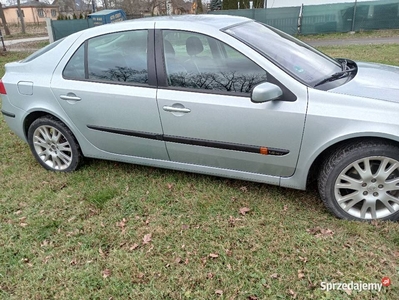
[157,85,251,98]
[147,29,157,86]
[84,40,88,79]
[154,29,167,87]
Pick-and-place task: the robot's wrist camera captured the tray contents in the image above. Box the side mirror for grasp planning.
[251,82,283,103]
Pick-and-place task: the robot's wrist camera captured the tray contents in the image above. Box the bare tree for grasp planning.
[16,0,25,34]
[5,0,16,5]
[0,2,11,35]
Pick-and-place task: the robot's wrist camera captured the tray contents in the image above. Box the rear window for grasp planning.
[21,39,64,63]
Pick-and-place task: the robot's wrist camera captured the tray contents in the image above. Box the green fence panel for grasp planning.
[256,7,300,35]
[353,0,399,31]
[208,7,301,35]
[51,19,95,41]
[301,0,399,35]
[210,8,254,18]
[301,3,355,34]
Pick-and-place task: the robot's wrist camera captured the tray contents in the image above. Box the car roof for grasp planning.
[63,14,254,45]
[141,14,253,30]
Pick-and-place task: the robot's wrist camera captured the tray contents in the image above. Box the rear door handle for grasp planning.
[163,106,191,113]
[60,94,81,101]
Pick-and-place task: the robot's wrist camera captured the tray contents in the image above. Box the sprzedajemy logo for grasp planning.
[320,277,391,292]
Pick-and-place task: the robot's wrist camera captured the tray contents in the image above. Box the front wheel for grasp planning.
[318,141,399,221]
[27,116,82,172]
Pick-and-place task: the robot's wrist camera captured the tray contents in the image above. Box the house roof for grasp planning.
[7,0,58,8]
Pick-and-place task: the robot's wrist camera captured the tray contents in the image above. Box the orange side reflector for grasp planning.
[260,147,268,155]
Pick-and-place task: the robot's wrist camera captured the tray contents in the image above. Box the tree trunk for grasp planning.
[16,0,26,34]
[0,3,10,35]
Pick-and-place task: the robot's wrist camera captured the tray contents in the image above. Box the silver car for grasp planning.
[2,15,399,221]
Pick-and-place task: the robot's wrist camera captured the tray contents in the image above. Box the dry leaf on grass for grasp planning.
[209,253,219,258]
[306,226,334,238]
[142,233,152,244]
[174,257,182,264]
[288,289,297,298]
[102,269,111,278]
[116,218,127,233]
[228,216,242,226]
[239,207,251,215]
[343,288,352,295]
[99,247,106,258]
[129,243,139,251]
[19,217,28,227]
[299,256,308,263]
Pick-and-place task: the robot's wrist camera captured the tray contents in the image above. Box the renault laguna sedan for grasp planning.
[2,15,399,221]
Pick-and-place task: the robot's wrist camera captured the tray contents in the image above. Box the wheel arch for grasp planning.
[23,111,81,148]
[306,136,399,187]
[23,111,50,140]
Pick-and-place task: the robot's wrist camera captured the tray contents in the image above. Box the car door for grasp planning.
[51,29,169,160]
[155,29,308,177]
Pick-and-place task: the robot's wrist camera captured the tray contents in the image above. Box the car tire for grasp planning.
[318,140,399,221]
[27,116,83,172]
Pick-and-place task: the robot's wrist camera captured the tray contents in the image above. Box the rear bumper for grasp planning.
[1,96,28,143]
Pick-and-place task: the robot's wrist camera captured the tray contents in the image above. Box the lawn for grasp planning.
[1,45,399,299]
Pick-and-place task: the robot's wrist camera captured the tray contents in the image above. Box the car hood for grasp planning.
[329,61,399,102]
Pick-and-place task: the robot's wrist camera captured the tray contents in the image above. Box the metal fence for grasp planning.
[209,0,399,35]
[49,19,94,41]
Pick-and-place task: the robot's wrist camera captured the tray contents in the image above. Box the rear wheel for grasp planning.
[318,141,399,221]
[27,116,82,172]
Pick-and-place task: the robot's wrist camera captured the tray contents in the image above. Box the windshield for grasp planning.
[224,22,342,87]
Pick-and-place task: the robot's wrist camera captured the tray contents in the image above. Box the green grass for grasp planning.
[299,29,399,41]
[1,46,399,299]
[318,44,399,66]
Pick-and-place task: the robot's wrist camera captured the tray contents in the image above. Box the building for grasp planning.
[3,0,59,24]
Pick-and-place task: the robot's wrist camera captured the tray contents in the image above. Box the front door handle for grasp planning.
[60,94,81,101]
[163,106,191,113]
